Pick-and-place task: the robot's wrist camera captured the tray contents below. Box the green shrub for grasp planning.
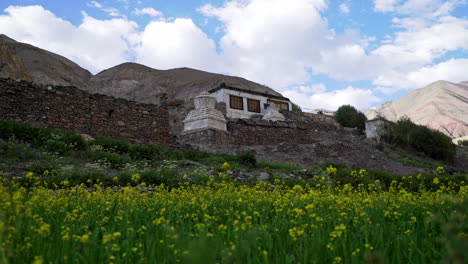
[236,151,257,167]
[457,140,468,147]
[335,105,367,132]
[291,102,303,114]
[381,117,456,162]
[129,144,183,161]
[182,149,212,161]
[0,139,39,161]
[0,119,86,153]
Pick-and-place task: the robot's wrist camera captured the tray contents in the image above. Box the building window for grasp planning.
[247,99,261,113]
[229,95,244,110]
[267,99,289,110]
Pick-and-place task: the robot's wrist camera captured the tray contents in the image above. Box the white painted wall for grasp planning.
[210,88,291,119]
[365,119,386,139]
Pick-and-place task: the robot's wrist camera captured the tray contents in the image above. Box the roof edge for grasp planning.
[208,83,290,102]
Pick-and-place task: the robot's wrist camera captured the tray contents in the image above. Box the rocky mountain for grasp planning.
[0,34,92,88]
[87,63,282,105]
[365,80,468,139]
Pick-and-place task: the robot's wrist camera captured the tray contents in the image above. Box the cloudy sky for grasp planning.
[1,0,467,111]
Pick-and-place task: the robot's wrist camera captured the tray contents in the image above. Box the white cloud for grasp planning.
[86,1,124,17]
[374,0,460,16]
[284,86,381,111]
[374,0,402,12]
[0,5,138,73]
[314,43,379,80]
[133,7,162,17]
[339,3,350,14]
[87,1,103,9]
[370,15,468,90]
[199,0,332,89]
[406,58,468,87]
[135,18,219,71]
[296,83,327,94]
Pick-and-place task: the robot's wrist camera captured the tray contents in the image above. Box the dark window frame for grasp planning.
[229,95,244,110]
[247,98,261,113]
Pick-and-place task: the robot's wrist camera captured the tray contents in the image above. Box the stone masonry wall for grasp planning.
[177,119,419,174]
[0,78,173,146]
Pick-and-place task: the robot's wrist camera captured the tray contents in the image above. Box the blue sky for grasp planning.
[0,0,467,111]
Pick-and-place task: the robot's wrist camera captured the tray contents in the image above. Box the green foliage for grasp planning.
[256,161,302,171]
[129,144,183,161]
[381,117,456,162]
[458,140,468,147]
[291,102,303,114]
[87,151,130,169]
[0,119,86,154]
[335,105,367,132]
[335,105,358,128]
[0,139,39,162]
[354,112,367,132]
[89,137,130,154]
[236,151,257,167]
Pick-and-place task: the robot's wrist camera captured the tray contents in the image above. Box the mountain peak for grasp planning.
[365,80,468,138]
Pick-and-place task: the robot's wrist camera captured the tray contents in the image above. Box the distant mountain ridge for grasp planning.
[365,80,468,139]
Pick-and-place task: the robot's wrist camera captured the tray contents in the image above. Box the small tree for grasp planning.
[291,102,303,114]
[335,105,367,132]
[354,112,367,133]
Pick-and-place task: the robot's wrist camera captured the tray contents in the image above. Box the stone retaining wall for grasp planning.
[177,119,419,174]
[0,78,173,146]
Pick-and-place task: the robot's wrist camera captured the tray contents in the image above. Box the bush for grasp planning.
[291,102,303,114]
[381,117,456,162]
[236,151,257,167]
[335,105,367,132]
[129,144,183,161]
[457,140,468,147]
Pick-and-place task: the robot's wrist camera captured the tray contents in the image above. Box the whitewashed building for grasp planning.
[208,83,291,119]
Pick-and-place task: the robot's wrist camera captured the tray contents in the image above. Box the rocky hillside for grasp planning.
[87,63,282,105]
[365,80,468,139]
[0,34,92,88]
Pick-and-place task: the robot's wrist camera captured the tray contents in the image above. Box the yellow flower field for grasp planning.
[0,172,467,263]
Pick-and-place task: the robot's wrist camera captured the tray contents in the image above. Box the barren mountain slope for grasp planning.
[88,62,283,104]
[0,35,92,88]
[365,80,468,138]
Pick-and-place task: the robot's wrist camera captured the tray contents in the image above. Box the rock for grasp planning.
[259,172,269,181]
[80,133,94,141]
[117,121,125,126]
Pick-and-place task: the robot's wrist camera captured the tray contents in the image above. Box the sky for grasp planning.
[0,0,467,112]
